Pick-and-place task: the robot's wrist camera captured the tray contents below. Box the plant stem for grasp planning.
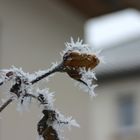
[31,63,64,84]
[0,98,13,112]
[0,81,4,86]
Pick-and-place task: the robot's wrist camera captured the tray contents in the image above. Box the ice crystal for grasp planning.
[61,38,105,64]
[78,68,98,97]
[36,88,55,110]
[61,38,88,56]
[52,110,80,140]
[55,110,80,129]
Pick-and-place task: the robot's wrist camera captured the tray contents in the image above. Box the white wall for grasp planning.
[89,77,140,140]
[0,1,91,140]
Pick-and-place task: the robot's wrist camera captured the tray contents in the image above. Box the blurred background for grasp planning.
[0,0,140,140]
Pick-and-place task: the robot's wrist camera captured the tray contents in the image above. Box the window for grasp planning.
[118,94,134,127]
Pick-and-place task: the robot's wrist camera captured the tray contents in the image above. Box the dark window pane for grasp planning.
[118,95,134,127]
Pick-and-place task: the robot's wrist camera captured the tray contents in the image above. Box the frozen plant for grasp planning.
[0,38,100,140]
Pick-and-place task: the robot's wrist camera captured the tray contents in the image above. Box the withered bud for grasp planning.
[6,71,14,77]
[63,51,99,70]
[43,110,56,122]
[38,110,59,140]
[42,126,59,140]
[62,51,100,81]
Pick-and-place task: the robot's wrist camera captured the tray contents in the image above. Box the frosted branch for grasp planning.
[0,38,101,140]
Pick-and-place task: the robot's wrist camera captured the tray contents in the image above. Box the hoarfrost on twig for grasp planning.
[36,88,55,110]
[75,68,98,97]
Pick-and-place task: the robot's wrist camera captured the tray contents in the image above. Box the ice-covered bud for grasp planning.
[37,109,79,140]
[63,51,99,69]
[62,51,99,80]
[60,38,100,81]
[60,38,101,96]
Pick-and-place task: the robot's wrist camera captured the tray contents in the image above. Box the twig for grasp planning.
[0,81,4,86]
[31,63,64,84]
[23,93,47,104]
[0,97,13,112]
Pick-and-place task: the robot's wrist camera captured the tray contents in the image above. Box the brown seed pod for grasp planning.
[62,51,100,81]
[42,126,59,140]
[6,71,14,77]
[37,110,59,140]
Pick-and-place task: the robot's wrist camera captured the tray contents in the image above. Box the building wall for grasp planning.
[0,1,90,140]
[89,77,140,140]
